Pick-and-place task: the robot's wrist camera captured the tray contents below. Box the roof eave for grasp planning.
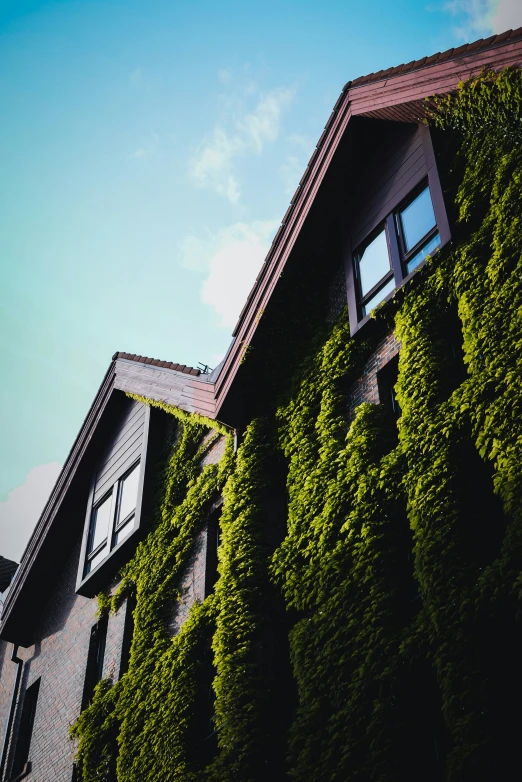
[213,32,522,414]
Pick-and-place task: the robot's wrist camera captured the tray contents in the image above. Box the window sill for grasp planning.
[350,241,448,336]
[76,526,141,598]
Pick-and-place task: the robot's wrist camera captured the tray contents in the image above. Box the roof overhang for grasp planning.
[212,30,522,417]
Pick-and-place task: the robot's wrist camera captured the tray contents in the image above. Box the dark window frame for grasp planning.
[395,181,441,274]
[84,489,115,574]
[10,678,40,781]
[353,180,440,320]
[119,594,136,679]
[81,617,108,711]
[204,499,224,598]
[83,460,141,577]
[377,355,401,422]
[345,124,450,336]
[76,406,151,597]
[353,225,395,318]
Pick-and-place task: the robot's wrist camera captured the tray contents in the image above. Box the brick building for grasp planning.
[1,30,522,782]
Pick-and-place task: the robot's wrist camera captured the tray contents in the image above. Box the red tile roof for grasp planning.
[112,352,201,376]
[346,27,522,89]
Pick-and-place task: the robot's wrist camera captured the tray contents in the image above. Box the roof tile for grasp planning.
[452,44,469,56]
[346,29,522,89]
[424,52,441,65]
[438,47,456,62]
[466,37,485,51]
[113,352,201,376]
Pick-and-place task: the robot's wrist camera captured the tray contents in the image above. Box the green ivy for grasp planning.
[271,67,522,781]
[72,68,522,781]
[71,413,235,781]
[208,417,286,781]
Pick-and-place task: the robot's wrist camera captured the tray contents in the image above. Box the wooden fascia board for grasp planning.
[213,38,522,416]
[0,364,117,637]
[348,39,522,113]
[213,95,354,411]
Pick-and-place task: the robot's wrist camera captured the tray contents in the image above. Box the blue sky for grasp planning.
[1,0,520,560]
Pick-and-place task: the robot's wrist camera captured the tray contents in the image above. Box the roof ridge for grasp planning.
[346,27,522,90]
[113,352,201,376]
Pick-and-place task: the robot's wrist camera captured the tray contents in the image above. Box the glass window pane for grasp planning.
[362,277,395,317]
[89,494,112,553]
[357,229,390,297]
[118,463,140,525]
[399,186,436,252]
[406,232,440,275]
[87,544,107,573]
[114,516,135,546]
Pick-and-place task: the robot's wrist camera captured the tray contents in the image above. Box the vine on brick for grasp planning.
[72,69,522,781]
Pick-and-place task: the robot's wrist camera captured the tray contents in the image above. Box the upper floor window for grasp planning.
[396,186,440,276]
[355,228,395,318]
[76,398,151,597]
[85,462,141,576]
[354,184,440,319]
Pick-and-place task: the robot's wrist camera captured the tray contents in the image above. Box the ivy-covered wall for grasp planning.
[72,69,522,781]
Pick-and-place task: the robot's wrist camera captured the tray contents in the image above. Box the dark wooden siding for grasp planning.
[349,123,427,250]
[93,399,145,505]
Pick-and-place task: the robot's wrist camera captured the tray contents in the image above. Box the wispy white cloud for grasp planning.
[128,132,160,161]
[218,67,233,85]
[443,0,494,39]
[189,86,295,203]
[287,133,315,154]
[0,463,62,563]
[238,87,294,152]
[180,220,279,327]
[443,0,521,40]
[189,128,242,202]
[130,67,145,87]
[490,0,522,32]
[280,155,302,197]
[279,133,316,196]
[129,67,153,91]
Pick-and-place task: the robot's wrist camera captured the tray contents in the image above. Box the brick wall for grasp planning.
[0,539,130,782]
[199,433,226,469]
[167,526,209,637]
[167,430,225,636]
[347,330,400,418]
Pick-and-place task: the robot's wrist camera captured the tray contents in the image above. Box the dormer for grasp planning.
[344,120,451,333]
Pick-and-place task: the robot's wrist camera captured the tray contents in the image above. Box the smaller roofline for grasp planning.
[0,355,218,643]
[0,362,117,639]
[112,352,201,376]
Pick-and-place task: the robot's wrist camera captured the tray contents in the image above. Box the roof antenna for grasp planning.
[197,363,213,375]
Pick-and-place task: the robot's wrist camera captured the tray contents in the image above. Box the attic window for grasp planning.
[353,183,442,321]
[84,462,140,577]
[76,400,151,597]
[355,228,395,317]
[396,186,440,276]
